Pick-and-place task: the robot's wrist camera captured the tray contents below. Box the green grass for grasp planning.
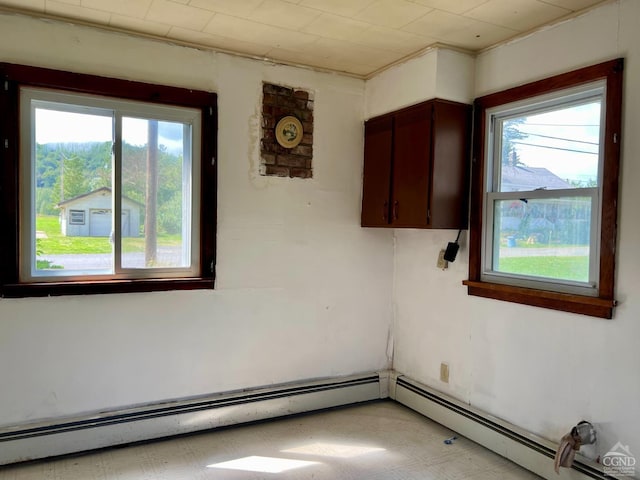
[36,259,64,269]
[497,256,588,282]
[122,234,183,253]
[36,215,181,255]
[37,215,112,254]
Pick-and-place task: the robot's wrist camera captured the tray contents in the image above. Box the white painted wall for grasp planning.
[364,47,475,119]
[0,13,393,427]
[386,0,640,463]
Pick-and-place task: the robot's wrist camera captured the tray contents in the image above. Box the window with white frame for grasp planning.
[465,59,623,319]
[69,209,85,225]
[0,63,217,297]
[482,82,604,296]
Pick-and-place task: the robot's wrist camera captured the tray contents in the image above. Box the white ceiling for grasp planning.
[0,0,610,78]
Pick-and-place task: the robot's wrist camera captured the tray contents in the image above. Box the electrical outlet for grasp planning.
[437,249,448,269]
[440,363,449,383]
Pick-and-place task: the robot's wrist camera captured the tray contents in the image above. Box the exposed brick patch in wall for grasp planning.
[261,82,314,179]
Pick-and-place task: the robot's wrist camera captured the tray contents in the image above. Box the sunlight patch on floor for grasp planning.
[207,455,320,473]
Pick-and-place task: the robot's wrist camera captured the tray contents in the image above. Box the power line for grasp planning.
[523,123,599,127]
[512,141,598,155]
[519,131,599,146]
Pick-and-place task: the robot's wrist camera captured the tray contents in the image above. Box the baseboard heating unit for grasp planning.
[0,373,383,465]
[392,375,613,480]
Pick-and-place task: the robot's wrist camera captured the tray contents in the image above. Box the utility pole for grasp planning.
[60,152,65,201]
[145,120,158,267]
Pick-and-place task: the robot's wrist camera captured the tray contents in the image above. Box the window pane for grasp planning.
[121,117,192,269]
[498,101,601,192]
[69,210,85,224]
[491,197,592,283]
[33,107,113,274]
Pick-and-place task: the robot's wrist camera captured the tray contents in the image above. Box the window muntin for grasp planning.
[21,87,201,282]
[481,82,605,296]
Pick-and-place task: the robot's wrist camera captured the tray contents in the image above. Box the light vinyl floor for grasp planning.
[0,401,542,479]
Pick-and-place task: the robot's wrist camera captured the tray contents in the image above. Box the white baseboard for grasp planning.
[392,374,610,480]
[0,373,383,465]
[0,370,615,480]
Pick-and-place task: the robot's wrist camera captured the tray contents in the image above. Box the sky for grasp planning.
[35,108,186,155]
[509,100,601,184]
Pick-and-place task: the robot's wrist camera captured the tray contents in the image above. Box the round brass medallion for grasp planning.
[275,115,304,148]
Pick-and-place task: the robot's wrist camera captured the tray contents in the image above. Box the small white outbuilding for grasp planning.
[57,187,143,237]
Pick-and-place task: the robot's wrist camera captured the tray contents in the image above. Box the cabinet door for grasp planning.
[361,115,393,226]
[391,103,432,227]
[430,100,471,229]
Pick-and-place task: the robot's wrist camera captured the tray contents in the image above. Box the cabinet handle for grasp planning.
[383,201,388,221]
[393,201,399,220]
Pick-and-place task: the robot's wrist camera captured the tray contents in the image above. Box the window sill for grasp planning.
[1,277,214,298]
[462,280,615,319]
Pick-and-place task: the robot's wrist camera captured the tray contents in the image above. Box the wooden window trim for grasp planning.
[463,59,623,319]
[0,63,218,297]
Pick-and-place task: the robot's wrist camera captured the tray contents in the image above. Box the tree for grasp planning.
[145,120,159,267]
[36,142,112,212]
[34,138,184,235]
[53,153,88,201]
[501,118,528,167]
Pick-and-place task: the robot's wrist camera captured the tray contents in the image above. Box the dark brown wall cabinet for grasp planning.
[361,99,471,229]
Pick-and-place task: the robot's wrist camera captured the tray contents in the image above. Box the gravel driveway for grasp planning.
[41,247,183,270]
